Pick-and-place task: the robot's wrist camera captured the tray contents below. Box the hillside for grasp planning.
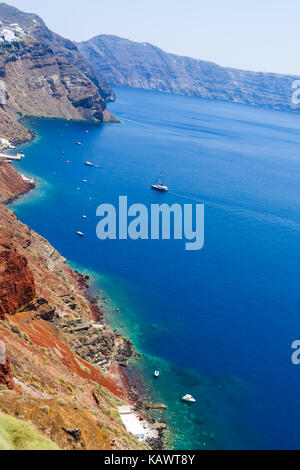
[0,3,117,144]
[0,162,151,450]
[78,34,299,112]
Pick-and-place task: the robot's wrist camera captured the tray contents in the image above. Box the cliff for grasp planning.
[0,3,117,144]
[78,34,299,112]
[0,163,148,450]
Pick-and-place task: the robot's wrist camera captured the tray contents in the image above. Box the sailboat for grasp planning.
[151,174,168,192]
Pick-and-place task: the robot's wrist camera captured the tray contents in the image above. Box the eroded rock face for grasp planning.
[0,340,19,392]
[0,354,19,392]
[19,297,56,321]
[0,248,35,319]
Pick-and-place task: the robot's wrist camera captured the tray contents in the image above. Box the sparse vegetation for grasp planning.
[0,412,59,450]
[9,322,21,337]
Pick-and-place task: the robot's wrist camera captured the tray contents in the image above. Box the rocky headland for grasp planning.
[0,3,118,145]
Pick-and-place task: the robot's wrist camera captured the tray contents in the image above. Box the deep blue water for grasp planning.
[10,87,300,449]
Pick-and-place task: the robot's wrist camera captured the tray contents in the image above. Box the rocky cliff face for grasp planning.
[0,3,117,144]
[0,357,19,392]
[78,34,299,112]
[0,248,35,320]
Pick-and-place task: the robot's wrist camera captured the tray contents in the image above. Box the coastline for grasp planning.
[1,143,165,450]
[74,266,165,449]
[3,180,36,205]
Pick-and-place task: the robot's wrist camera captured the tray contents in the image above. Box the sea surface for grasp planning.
[10,87,300,449]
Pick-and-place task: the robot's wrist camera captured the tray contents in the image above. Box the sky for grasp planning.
[4,0,300,75]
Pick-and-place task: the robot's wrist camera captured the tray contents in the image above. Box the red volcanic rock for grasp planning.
[0,355,20,392]
[0,248,36,319]
[0,358,19,391]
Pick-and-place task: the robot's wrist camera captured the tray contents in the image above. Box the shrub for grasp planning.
[10,323,21,337]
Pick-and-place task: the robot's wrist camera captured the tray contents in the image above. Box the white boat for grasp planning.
[154,370,160,378]
[82,179,88,183]
[84,161,93,166]
[152,174,168,192]
[82,215,87,219]
[21,174,35,184]
[76,231,84,237]
[181,394,196,403]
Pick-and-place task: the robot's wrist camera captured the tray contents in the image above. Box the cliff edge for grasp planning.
[0,3,117,144]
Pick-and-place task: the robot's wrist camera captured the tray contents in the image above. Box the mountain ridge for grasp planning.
[78,34,299,112]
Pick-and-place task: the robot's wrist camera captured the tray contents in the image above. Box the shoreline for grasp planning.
[2,141,165,450]
[75,268,165,449]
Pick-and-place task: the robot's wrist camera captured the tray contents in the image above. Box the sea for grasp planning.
[10,86,300,449]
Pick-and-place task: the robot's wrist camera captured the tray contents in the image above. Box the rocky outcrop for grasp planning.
[0,247,35,319]
[0,340,19,393]
[0,161,33,204]
[0,357,19,392]
[0,3,117,144]
[19,297,56,321]
[78,34,299,112]
[56,319,134,369]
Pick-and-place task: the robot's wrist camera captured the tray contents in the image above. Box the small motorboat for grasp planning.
[82,179,88,183]
[154,370,160,378]
[82,215,87,219]
[76,231,84,237]
[76,142,82,145]
[94,164,99,168]
[84,161,93,166]
[181,394,196,403]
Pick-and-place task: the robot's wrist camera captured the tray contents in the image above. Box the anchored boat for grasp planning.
[154,370,160,378]
[181,394,196,403]
[152,174,168,192]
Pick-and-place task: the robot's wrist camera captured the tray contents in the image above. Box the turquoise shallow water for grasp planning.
[10,86,300,449]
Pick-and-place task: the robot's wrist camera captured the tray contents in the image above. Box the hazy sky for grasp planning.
[4,0,300,75]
